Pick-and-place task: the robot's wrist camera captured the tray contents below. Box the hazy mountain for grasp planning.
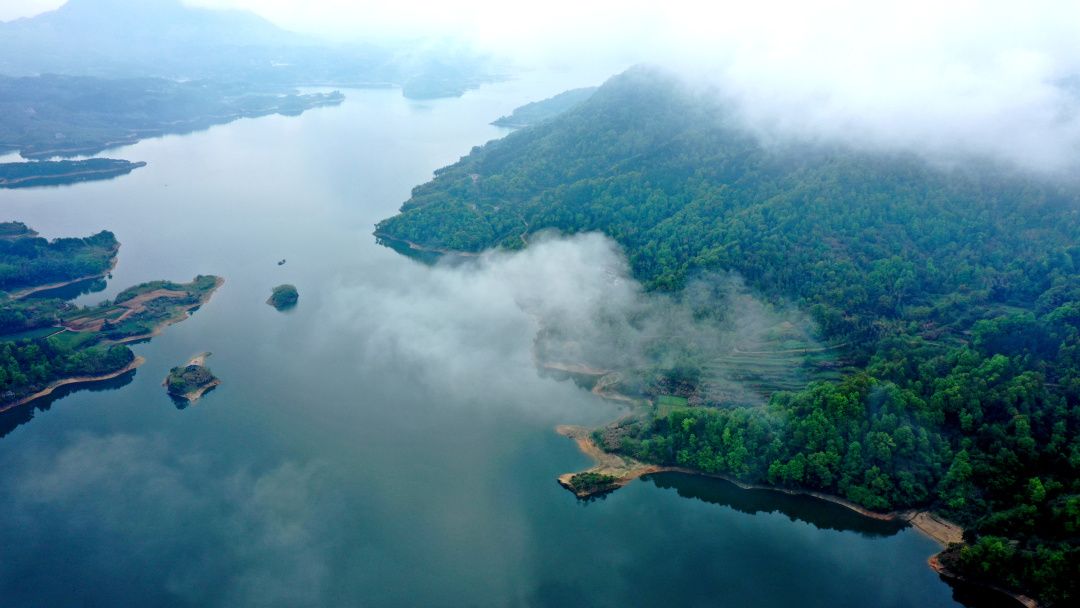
[376,66,1080,605]
[0,0,494,92]
[0,0,308,77]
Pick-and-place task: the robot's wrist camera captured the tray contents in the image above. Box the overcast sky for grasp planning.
[4,0,1080,172]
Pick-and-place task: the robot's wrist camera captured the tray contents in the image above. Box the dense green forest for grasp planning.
[0,223,118,294]
[0,337,134,405]
[377,67,1080,604]
[0,224,130,406]
[491,86,597,128]
[165,363,217,397]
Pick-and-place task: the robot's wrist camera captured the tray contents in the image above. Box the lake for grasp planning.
[0,75,1000,607]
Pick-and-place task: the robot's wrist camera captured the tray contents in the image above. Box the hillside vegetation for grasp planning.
[377,67,1080,604]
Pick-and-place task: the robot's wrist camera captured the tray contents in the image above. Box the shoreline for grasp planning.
[6,250,119,301]
[373,232,481,258]
[555,425,904,521]
[928,555,1039,608]
[0,355,145,414]
[555,424,1036,607]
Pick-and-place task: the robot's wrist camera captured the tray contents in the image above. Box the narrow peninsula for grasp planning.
[0,159,146,189]
[0,75,345,161]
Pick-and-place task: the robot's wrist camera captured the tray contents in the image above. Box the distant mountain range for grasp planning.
[0,0,497,95]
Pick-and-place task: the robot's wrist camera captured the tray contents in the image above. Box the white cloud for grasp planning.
[7,1,1080,171]
[179,0,1080,172]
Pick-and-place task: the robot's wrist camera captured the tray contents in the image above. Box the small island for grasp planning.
[267,284,298,310]
[561,471,620,498]
[164,352,220,404]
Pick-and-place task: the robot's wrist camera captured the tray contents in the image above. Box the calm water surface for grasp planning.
[0,76,982,607]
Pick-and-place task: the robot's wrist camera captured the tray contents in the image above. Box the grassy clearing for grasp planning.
[0,326,64,342]
[657,395,689,408]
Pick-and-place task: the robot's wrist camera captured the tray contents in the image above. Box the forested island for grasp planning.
[0,223,222,412]
[165,352,220,404]
[377,67,1080,605]
[0,159,146,189]
[267,284,299,310]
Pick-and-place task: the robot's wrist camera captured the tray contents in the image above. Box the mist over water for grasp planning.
[0,80,966,607]
[171,0,1080,174]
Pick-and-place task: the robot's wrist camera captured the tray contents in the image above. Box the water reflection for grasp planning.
[645,471,907,537]
[0,368,137,439]
[24,277,108,301]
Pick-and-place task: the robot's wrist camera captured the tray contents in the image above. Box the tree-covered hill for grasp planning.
[491,86,597,128]
[377,67,1080,604]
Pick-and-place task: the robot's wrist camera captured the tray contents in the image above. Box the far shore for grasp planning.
[0,355,145,414]
[0,160,146,188]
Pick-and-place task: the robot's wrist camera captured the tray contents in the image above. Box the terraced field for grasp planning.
[699,326,847,406]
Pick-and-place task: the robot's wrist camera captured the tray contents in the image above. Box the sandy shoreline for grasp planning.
[555,425,906,521]
[0,355,145,414]
[555,424,1038,607]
